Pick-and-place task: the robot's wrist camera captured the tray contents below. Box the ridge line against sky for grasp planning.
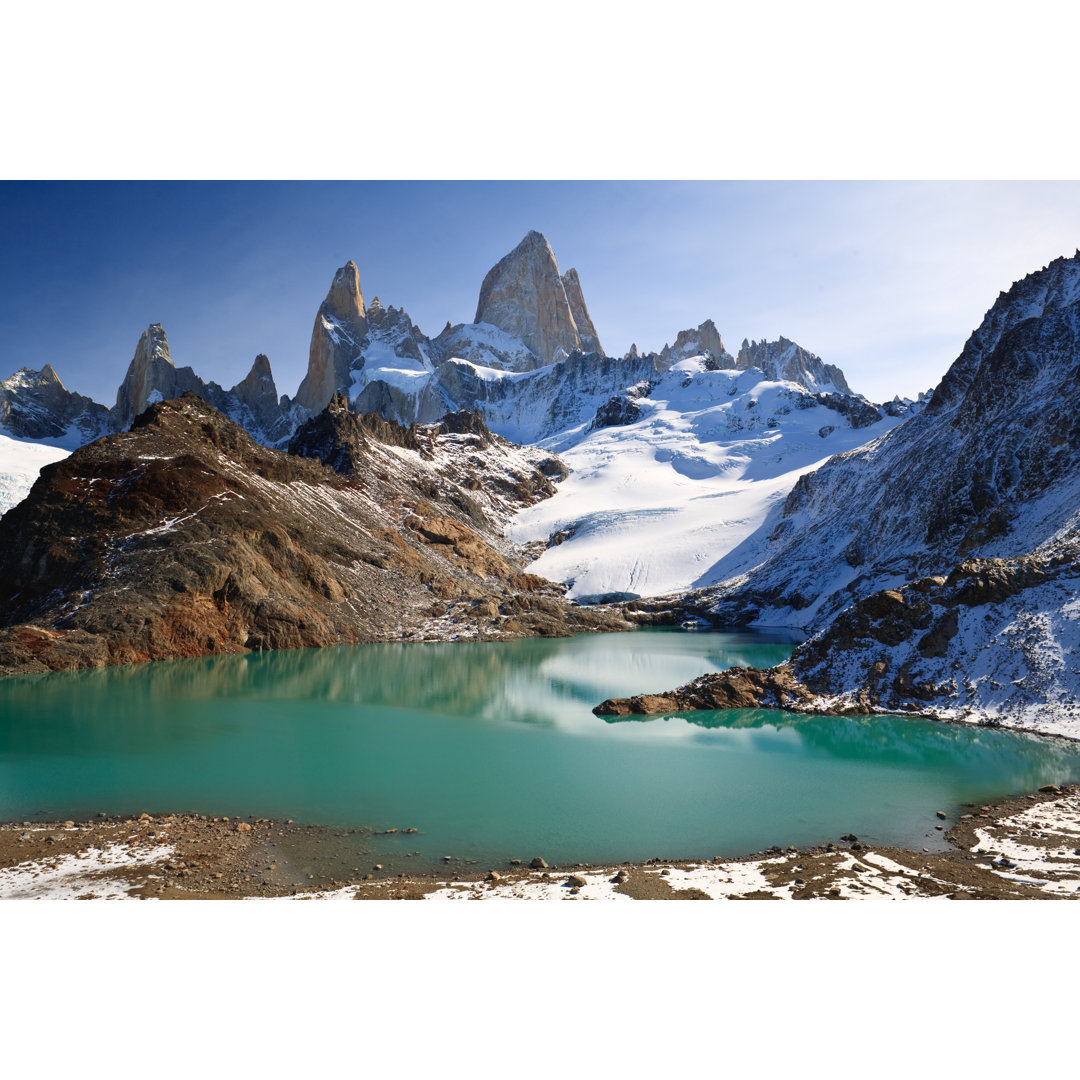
[2,181,1080,406]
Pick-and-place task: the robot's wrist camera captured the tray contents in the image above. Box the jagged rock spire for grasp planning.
[294,262,369,414]
[113,323,178,426]
[735,337,852,394]
[324,260,366,322]
[561,268,602,355]
[659,320,730,365]
[475,231,603,364]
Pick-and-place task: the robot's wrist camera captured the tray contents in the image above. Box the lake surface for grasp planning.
[3,628,1080,870]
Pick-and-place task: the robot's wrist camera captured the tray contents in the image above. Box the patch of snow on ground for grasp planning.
[0,841,173,899]
[970,792,1080,895]
[425,869,632,901]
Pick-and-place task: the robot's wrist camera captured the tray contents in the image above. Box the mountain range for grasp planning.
[10,231,1078,740]
[0,230,923,604]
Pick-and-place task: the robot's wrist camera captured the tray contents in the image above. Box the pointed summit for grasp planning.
[231,354,290,444]
[560,268,602,355]
[475,232,603,364]
[324,260,366,322]
[38,363,65,388]
[113,324,179,426]
[294,261,370,414]
[231,353,278,406]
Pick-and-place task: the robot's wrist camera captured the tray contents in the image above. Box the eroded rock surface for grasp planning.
[0,394,628,678]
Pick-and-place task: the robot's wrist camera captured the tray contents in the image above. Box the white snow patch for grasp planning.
[969,792,1080,895]
[0,842,173,899]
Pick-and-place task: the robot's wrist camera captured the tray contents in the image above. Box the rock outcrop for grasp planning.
[293,260,368,414]
[0,394,628,678]
[659,320,731,365]
[229,354,290,445]
[601,544,1080,738]
[736,337,852,394]
[474,231,603,364]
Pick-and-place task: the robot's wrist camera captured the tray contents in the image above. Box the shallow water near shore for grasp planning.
[3,628,1080,871]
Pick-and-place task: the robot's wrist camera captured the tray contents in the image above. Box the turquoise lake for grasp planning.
[3,628,1080,869]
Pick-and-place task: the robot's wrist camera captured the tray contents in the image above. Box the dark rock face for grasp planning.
[592,394,642,429]
[0,394,628,678]
[437,409,494,445]
[810,392,882,430]
[288,392,423,473]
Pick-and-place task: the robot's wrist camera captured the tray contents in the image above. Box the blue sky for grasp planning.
[2,181,1079,406]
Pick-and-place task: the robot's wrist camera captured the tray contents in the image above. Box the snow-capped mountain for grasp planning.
[734,337,852,395]
[589,251,1080,735]
[306,231,628,437]
[0,230,913,582]
[0,365,111,448]
[0,366,106,513]
[591,252,1080,738]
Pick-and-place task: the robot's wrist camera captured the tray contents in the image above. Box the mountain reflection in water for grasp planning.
[2,629,1079,865]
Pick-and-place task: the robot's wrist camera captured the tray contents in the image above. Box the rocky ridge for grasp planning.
[2,230,903,463]
[112,324,291,444]
[735,337,852,394]
[0,393,627,678]
[1,365,111,448]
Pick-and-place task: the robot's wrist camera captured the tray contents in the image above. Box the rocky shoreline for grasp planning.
[4,783,1078,900]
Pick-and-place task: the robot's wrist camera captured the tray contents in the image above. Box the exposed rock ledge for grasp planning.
[594,665,817,717]
[598,548,1080,741]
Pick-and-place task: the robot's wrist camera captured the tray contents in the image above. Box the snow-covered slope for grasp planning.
[686,251,1080,634]
[507,356,912,600]
[0,432,69,515]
